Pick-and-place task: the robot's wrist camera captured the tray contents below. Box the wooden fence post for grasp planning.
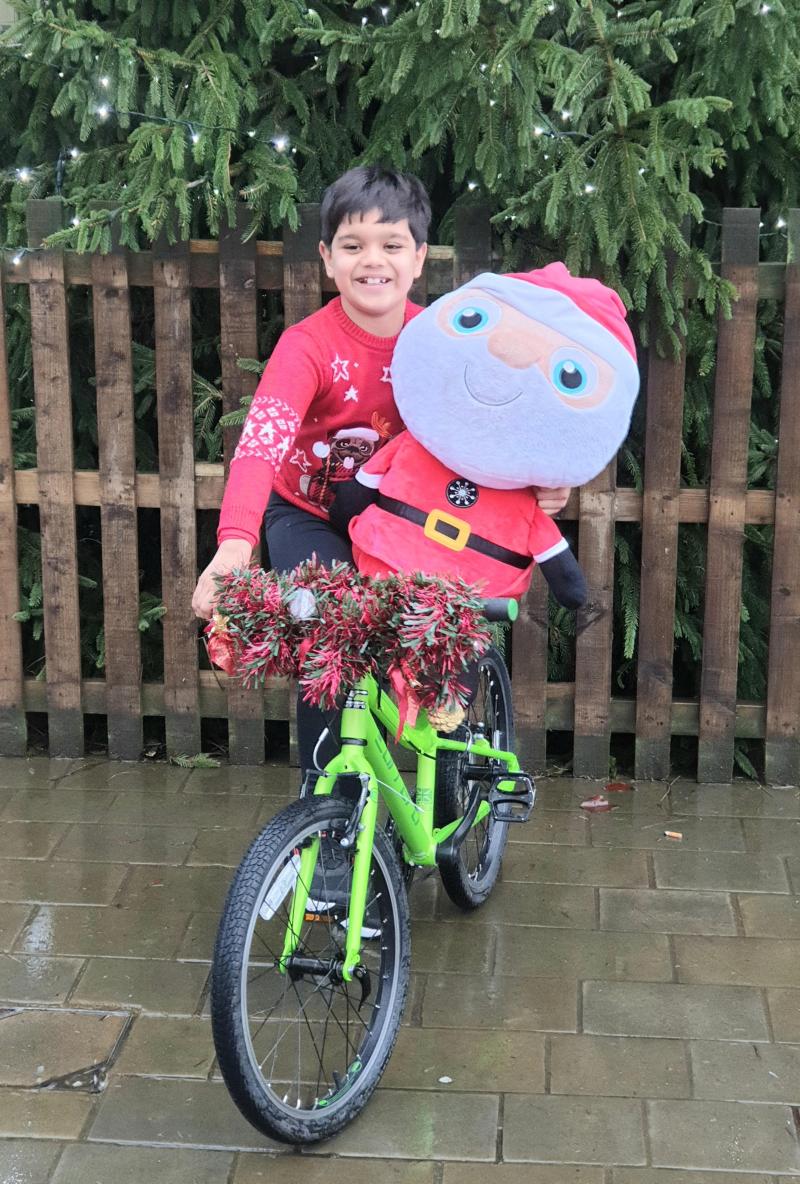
[765,209,800,785]
[26,198,83,756]
[153,229,201,756]
[90,211,143,759]
[573,461,616,777]
[698,208,760,782]
[283,204,322,766]
[219,204,264,763]
[635,257,688,780]
[0,262,27,754]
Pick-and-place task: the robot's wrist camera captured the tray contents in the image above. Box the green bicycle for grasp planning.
[210,597,535,1145]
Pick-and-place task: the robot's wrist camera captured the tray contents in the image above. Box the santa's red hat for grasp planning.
[505,262,636,360]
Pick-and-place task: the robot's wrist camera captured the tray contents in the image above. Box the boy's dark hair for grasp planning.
[320,166,431,247]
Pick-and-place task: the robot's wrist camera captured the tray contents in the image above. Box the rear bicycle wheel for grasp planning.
[435,645,515,909]
[211,796,411,1144]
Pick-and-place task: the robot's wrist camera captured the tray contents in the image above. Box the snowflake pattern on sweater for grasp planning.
[232,395,301,468]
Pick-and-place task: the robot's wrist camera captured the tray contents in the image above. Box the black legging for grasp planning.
[264,490,480,775]
[264,492,353,773]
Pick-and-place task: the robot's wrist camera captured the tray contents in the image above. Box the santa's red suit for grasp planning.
[350,432,568,599]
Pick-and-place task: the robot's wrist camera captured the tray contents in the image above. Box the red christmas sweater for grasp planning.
[350,433,569,599]
[217,297,422,546]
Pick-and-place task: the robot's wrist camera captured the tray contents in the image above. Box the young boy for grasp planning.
[192,165,568,772]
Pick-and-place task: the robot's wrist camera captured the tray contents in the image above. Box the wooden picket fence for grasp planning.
[0,199,798,783]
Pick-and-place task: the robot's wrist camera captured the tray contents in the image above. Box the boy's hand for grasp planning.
[192,539,253,620]
[533,485,571,516]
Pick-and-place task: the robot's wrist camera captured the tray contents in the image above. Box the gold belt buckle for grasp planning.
[423,509,471,552]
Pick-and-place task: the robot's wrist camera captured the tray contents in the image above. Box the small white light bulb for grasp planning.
[273,135,289,152]
[69,147,80,159]
[100,76,109,87]
[97,104,110,120]
[561,109,571,120]
[467,181,478,191]
[71,216,80,227]
[776,216,787,229]
[534,126,545,136]
[584,183,596,194]
[17,168,31,182]
[12,253,23,266]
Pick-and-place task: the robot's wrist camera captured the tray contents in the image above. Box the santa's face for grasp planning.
[391,274,639,489]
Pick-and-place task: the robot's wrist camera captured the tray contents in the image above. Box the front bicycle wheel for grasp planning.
[435,645,515,909]
[211,796,411,1144]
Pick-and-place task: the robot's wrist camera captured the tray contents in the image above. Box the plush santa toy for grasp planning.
[331,262,640,605]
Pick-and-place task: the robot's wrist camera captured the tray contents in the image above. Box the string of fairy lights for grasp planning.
[0,0,791,266]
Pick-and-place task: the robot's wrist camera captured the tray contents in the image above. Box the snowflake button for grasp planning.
[446,478,479,508]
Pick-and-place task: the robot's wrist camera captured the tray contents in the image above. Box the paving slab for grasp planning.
[501,844,649,887]
[673,935,800,987]
[504,811,590,846]
[305,1088,500,1160]
[0,821,69,860]
[0,954,84,1004]
[410,920,495,975]
[583,980,769,1040]
[115,865,233,912]
[421,972,579,1032]
[647,1098,800,1173]
[0,789,116,823]
[670,784,800,818]
[502,1094,646,1165]
[494,926,672,981]
[0,859,128,906]
[381,1026,545,1093]
[743,818,800,854]
[52,1142,235,1183]
[535,779,670,814]
[0,903,34,951]
[690,1038,800,1102]
[70,957,209,1015]
[443,1168,604,1184]
[589,814,746,851]
[737,893,800,938]
[0,1087,95,1138]
[599,887,736,935]
[767,988,800,1042]
[439,880,597,930]
[0,1138,63,1183]
[0,1006,128,1086]
[15,905,192,960]
[113,1016,214,1076]
[611,1171,777,1183]
[58,761,191,791]
[0,757,74,789]
[653,850,790,893]
[88,1076,285,1151]
[186,827,254,866]
[549,1034,690,1098]
[53,823,199,865]
[103,790,263,830]
[184,763,295,796]
[235,1155,435,1183]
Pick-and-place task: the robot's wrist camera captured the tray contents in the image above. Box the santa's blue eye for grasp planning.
[451,305,490,334]
[551,354,594,396]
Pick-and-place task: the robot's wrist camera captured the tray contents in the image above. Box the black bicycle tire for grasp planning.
[210,795,411,1144]
[435,646,514,909]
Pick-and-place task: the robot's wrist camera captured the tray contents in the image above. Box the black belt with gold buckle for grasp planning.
[377,494,530,570]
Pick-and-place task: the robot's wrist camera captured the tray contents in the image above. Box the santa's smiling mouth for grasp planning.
[463,364,522,406]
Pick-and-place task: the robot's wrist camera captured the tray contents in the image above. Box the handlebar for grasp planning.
[481,598,518,623]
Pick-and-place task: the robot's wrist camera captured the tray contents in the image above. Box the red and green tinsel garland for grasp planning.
[205,560,493,722]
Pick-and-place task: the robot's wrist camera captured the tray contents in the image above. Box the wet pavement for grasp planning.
[1,756,800,1180]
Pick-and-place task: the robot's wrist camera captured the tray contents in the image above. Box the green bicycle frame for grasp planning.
[281,673,520,980]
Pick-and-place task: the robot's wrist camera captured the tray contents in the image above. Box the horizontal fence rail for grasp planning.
[1,200,798,783]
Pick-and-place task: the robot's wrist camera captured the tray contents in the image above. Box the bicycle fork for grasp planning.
[279,773,380,984]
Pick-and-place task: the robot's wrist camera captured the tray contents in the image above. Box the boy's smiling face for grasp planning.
[319,208,427,336]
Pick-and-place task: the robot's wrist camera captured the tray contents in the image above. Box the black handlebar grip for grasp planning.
[481,598,519,622]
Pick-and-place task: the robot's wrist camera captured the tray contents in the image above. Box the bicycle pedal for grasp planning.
[488,773,536,823]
